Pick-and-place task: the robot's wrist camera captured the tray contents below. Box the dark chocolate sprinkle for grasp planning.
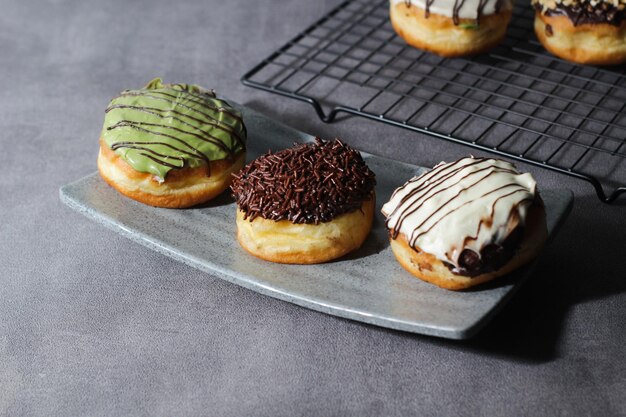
[231,138,376,225]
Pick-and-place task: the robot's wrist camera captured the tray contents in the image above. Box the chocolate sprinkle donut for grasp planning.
[231,138,376,224]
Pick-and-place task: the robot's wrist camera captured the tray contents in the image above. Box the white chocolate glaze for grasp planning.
[390,0,513,21]
[381,157,537,269]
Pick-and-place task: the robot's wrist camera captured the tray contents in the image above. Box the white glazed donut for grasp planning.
[382,157,548,290]
[389,0,513,57]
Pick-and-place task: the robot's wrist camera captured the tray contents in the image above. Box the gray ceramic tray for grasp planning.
[60,104,573,339]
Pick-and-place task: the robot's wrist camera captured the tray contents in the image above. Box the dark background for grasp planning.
[1,0,625,415]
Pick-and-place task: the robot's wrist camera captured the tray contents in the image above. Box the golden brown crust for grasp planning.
[389,202,548,290]
[534,12,626,65]
[235,197,375,264]
[390,2,512,57]
[97,139,245,208]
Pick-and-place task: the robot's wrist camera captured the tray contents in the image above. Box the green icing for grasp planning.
[101,78,246,180]
[459,22,480,30]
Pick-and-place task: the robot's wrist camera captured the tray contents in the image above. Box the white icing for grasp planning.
[381,157,537,268]
[390,0,513,20]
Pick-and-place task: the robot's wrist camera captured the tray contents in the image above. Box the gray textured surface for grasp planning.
[2,0,626,416]
[60,105,573,339]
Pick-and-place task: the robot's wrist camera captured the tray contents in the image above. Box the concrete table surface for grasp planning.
[1,0,625,416]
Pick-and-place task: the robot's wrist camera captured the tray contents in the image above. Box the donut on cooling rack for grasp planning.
[381,156,548,290]
[97,78,246,208]
[230,138,376,264]
[389,0,514,57]
[533,0,626,65]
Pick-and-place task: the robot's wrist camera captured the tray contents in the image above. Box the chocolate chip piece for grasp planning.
[458,249,482,276]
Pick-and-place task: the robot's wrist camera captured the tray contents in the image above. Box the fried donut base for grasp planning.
[390,2,512,57]
[236,197,375,264]
[97,140,245,208]
[389,202,548,290]
[534,13,626,65]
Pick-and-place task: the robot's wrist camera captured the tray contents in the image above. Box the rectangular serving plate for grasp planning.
[60,104,573,339]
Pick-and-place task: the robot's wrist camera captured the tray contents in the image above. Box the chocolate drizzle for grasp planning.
[105,103,245,149]
[108,120,234,156]
[452,0,465,24]
[120,89,247,137]
[476,0,490,23]
[425,0,436,18]
[231,138,376,224]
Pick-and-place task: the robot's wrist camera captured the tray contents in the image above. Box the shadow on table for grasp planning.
[195,191,235,209]
[310,183,622,364]
[384,193,626,363]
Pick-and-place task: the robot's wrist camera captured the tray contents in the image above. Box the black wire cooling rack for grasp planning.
[241,0,626,203]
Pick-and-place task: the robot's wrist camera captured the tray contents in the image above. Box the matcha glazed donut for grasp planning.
[97,78,247,208]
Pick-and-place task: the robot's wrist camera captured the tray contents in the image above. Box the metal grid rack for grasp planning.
[241,0,626,203]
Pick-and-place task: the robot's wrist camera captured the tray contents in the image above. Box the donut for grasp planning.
[231,138,376,264]
[97,78,246,208]
[381,157,548,290]
[389,0,513,57]
[532,0,626,65]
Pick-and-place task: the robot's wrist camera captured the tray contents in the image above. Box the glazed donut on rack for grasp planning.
[389,0,514,57]
[533,0,626,65]
[231,138,376,264]
[97,78,246,208]
[381,156,548,290]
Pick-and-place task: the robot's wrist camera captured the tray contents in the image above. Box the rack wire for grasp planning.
[241,0,626,203]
